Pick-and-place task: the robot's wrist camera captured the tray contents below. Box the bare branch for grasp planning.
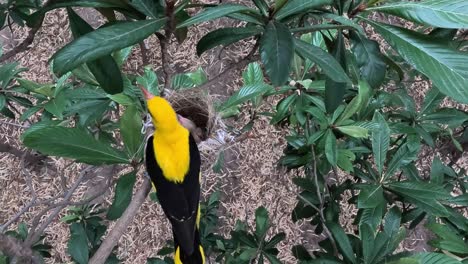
[0,234,41,264]
[139,41,150,66]
[89,177,151,264]
[198,41,259,91]
[25,166,93,246]
[0,156,38,232]
[0,142,46,167]
[0,27,39,63]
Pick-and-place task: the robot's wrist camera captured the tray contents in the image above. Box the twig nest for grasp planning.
[166,89,217,142]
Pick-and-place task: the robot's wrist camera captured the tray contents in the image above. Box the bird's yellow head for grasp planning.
[141,87,178,132]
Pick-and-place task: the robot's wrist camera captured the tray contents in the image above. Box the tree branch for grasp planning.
[0,234,41,264]
[0,26,39,64]
[25,166,93,246]
[198,41,259,91]
[89,177,151,264]
[0,142,46,167]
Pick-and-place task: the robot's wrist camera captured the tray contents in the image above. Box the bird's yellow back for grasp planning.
[146,96,190,183]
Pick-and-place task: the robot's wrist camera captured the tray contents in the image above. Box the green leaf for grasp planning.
[325,130,337,167]
[196,27,262,56]
[292,245,312,261]
[68,223,89,264]
[294,38,350,83]
[136,66,159,96]
[44,93,66,119]
[52,19,166,76]
[372,111,390,177]
[427,223,468,254]
[430,156,445,185]
[67,8,123,94]
[336,126,368,138]
[358,184,384,208]
[275,0,333,20]
[363,19,468,104]
[421,87,445,115]
[350,31,387,89]
[325,33,347,113]
[260,21,294,86]
[360,202,385,232]
[327,222,356,264]
[107,93,134,105]
[384,207,402,238]
[120,105,143,158]
[255,206,269,240]
[336,80,371,124]
[367,0,468,29]
[253,0,269,17]
[107,171,137,220]
[177,4,254,28]
[113,45,134,67]
[265,232,285,248]
[0,95,6,111]
[387,181,450,217]
[220,83,271,110]
[23,126,129,165]
[130,0,159,18]
[384,144,417,180]
[422,108,468,128]
[243,62,264,85]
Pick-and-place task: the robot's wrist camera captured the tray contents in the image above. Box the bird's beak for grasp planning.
[139,85,154,100]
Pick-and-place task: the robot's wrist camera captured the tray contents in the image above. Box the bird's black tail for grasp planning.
[174,229,205,264]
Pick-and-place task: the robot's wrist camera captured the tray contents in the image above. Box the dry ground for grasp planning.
[1,3,467,264]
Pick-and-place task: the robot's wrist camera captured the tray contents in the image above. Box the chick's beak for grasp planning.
[140,86,154,100]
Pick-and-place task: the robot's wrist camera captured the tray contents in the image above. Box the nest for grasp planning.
[166,89,218,142]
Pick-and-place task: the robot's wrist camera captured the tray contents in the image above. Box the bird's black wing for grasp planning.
[145,134,201,255]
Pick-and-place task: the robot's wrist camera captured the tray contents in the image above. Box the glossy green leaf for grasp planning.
[336,126,368,138]
[221,83,272,110]
[294,38,350,83]
[197,27,262,56]
[368,0,468,29]
[68,223,89,264]
[136,66,159,96]
[421,87,444,114]
[372,112,389,177]
[130,0,159,18]
[327,222,356,264]
[350,31,386,89]
[325,130,337,167]
[255,206,269,240]
[243,62,264,85]
[67,8,123,94]
[358,184,384,208]
[325,33,347,113]
[253,0,269,16]
[364,19,468,104]
[260,21,294,86]
[52,19,166,76]
[384,144,417,180]
[44,93,66,119]
[387,181,450,217]
[177,4,254,28]
[275,0,333,20]
[120,105,143,157]
[337,80,371,124]
[107,171,137,220]
[23,127,129,164]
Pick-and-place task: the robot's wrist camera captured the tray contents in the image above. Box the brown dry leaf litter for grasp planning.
[2,4,468,264]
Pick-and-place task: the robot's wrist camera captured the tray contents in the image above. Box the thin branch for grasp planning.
[198,41,259,91]
[0,234,41,264]
[89,177,151,264]
[0,28,38,63]
[0,142,46,166]
[311,146,339,257]
[139,41,150,66]
[0,156,37,232]
[25,166,93,246]
[0,120,29,128]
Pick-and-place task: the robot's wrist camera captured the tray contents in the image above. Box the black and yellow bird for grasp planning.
[141,87,205,264]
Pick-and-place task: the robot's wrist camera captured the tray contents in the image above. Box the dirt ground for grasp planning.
[1,3,466,264]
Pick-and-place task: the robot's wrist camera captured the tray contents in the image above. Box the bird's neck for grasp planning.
[152,125,190,183]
